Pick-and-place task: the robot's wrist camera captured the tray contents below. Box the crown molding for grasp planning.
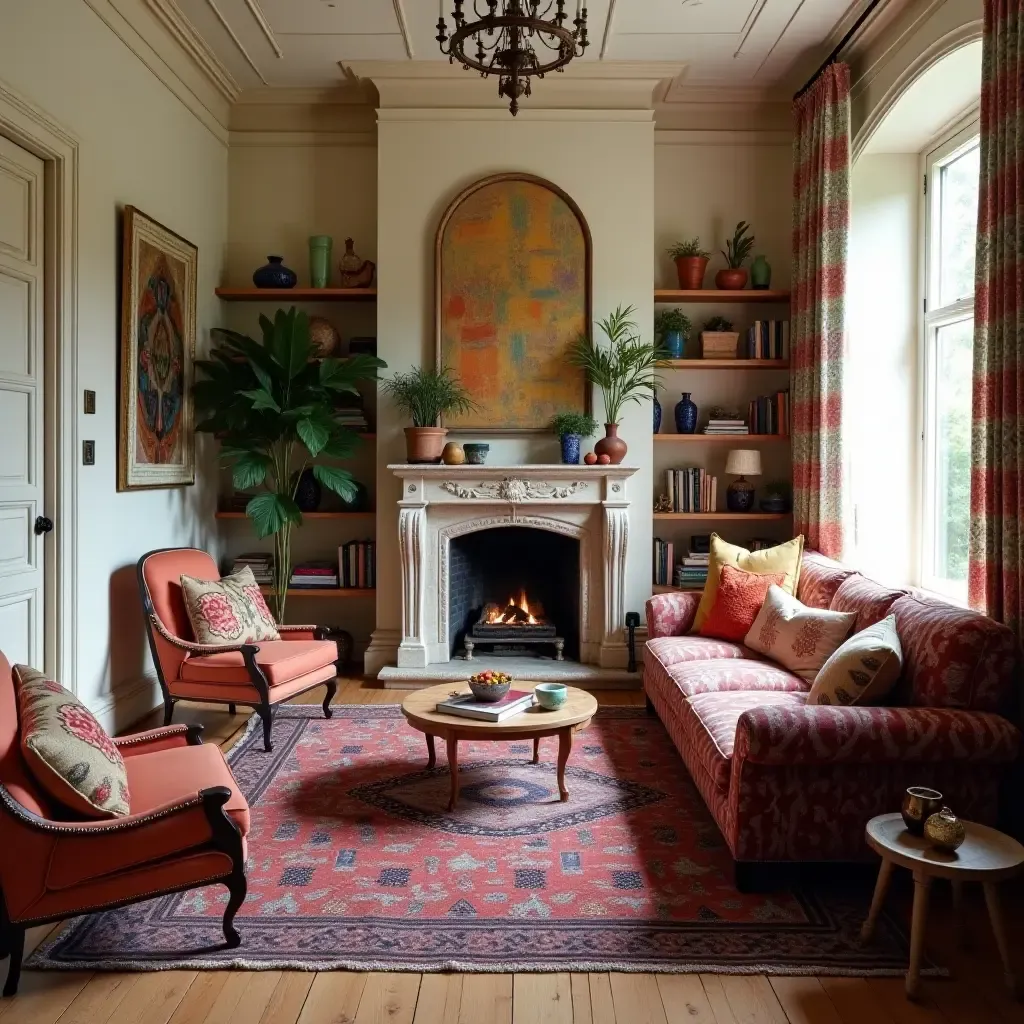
[655,129,792,147]
[229,130,377,147]
[376,108,654,123]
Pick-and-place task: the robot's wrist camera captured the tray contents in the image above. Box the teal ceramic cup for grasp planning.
[535,683,568,710]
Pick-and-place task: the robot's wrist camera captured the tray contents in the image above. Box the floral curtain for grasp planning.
[790,63,850,560]
[968,0,1024,636]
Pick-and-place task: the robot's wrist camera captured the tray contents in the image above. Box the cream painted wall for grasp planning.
[0,0,228,727]
[847,154,920,588]
[368,114,655,672]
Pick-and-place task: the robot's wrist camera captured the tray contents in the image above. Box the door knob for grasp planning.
[34,516,53,536]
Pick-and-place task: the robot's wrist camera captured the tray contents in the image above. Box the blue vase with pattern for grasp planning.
[253,255,297,289]
[560,434,582,465]
[663,330,685,359]
[674,392,698,434]
[653,396,662,434]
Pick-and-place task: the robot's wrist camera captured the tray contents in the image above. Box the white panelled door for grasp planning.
[0,135,45,668]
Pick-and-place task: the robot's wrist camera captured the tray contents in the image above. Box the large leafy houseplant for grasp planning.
[194,307,385,620]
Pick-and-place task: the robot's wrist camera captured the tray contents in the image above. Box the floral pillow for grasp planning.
[14,664,130,818]
[180,565,280,645]
[808,614,903,706]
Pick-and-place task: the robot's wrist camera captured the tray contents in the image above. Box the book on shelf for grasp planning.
[231,553,273,584]
[664,468,718,513]
[338,540,376,589]
[742,320,789,360]
[703,418,750,435]
[290,561,339,588]
[748,389,791,435]
[436,690,535,722]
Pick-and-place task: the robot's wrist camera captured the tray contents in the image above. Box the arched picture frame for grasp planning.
[436,173,591,433]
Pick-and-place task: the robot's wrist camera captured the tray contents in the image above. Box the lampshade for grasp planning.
[725,449,762,476]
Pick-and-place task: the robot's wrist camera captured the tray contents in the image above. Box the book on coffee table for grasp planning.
[436,690,535,722]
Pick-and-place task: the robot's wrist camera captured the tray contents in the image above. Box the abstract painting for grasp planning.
[118,206,196,490]
[436,173,590,432]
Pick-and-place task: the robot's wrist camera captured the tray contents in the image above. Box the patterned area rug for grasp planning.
[29,705,929,975]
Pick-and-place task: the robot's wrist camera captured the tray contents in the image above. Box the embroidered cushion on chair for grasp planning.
[180,565,280,645]
[13,664,130,818]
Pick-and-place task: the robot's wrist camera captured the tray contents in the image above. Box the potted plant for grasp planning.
[654,308,692,360]
[550,411,598,465]
[716,221,755,289]
[194,307,385,621]
[569,305,663,465]
[760,480,792,513]
[667,238,711,290]
[381,365,476,464]
[700,315,739,359]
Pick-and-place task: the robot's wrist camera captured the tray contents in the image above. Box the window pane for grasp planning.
[932,318,973,590]
[938,143,980,305]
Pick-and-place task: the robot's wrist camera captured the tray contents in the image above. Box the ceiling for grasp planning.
[169,0,866,94]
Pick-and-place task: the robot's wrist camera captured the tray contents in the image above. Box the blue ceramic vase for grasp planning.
[653,395,662,434]
[663,330,685,359]
[674,392,698,434]
[253,255,297,289]
[560,434,582,465]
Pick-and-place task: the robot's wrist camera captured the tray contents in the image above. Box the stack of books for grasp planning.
[289,561,339,589]
[436,689,534,722]
[665,468,718,513]
[748,389,790,435]
[703,418,749,436]
[333,395,369,431]
[742,320,789,360]
[231,553,272,585]
[675,549,710,590]
[339,540,376,589]
[652,538,674,586]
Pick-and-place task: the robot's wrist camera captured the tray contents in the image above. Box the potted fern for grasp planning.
[569,306,664,464]
[381,365,476,464]
[194,307,385,621]
[654,308,692,360]
[716,221,755,289]
[667,237,711,290]
[550,411,598,465]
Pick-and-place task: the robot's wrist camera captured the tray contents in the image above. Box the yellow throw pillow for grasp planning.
[692,533,805,632]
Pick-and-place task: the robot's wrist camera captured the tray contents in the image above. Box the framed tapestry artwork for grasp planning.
[436,173,591,433]
[118,206,197,490]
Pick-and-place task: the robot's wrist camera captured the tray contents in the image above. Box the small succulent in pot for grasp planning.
[551,411,597,465]
[703,316,735,333]
[667,237,712,290]
[654,308,693,360]
[717,221,755,289]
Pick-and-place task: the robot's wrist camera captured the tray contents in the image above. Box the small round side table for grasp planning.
[862,812,1024,1000]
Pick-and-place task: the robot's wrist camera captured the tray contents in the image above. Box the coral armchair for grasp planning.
[138,547,341,751]
[0,651,248,996]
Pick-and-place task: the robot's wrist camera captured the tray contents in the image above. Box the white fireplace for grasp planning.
[389,464,638,670]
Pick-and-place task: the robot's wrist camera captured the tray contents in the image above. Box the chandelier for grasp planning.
[436,1,590,116]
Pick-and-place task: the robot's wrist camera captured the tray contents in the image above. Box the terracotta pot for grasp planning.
[715,268,748,290]
[404,426,448,464]
[674,256,709,290]
[594,423,627,465]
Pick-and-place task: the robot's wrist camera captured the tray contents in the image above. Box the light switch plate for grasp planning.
[83,390,96,414]
[82,440,95,466]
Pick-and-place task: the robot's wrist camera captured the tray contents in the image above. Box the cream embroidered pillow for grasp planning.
[744,584,856,680]
[808,614,903,706]
[14,664,130,818]
[180,565,280,645]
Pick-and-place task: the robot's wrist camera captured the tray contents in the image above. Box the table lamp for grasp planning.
[725,449,761,512]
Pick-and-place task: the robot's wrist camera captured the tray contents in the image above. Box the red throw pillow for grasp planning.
[699,564,787,642]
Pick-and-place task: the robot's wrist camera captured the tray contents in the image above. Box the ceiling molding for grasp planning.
[242,0,282,59]
[202,0,269,85]
[392,0,414,59]
[229,130,377,147]
[234,85,373,106]
[655,129,792,147]
[376,108,655,123]
[143,0,240,102]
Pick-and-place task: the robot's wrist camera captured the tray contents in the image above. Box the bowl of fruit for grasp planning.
[468,670,513,702]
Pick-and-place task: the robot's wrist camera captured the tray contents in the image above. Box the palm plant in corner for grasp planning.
[194,307,385,621]
[569,305,664,465]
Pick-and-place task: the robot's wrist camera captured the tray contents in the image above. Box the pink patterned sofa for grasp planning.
[643,550,1021,875]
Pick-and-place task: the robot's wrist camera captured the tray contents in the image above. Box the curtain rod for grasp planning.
[793,0,884,101]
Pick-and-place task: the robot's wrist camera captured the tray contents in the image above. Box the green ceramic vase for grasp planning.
[308,235,333,288]
[750,254,772,290]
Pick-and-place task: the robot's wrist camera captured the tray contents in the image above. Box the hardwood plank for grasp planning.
[609,974,668,1024]
[699,975,788,1024]
[656,975,716,1023]
[818,978,897,1024]
[110,971,199,1024]
[298,973,368,1024]
[588,974,616,1024]
[354,973,419,1024]
[921,979,1018,1024]
[769,977,843,1024]
[206,972,283,1024]
[570,975,592,1024]
[512,973,571,1024]
[865,979,948,1024]
[413,974,463,1024]
[0,971,91,1024]
[259,973,316,1024]
[165,974,232,1024]
[46,972,136,1024]
[457,974,511,1024]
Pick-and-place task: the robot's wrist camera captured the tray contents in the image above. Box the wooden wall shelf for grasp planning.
[654,513,790,521]
[657,359,789,370]
[655,289,790,303]
[654,434,789,444]
[259,587,375,598]
[216,287,377,302]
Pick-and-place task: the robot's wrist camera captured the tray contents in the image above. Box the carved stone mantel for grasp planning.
[388,464,638,669]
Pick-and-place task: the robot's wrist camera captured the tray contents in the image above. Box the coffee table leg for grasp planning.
[425,734,436,769]
[557,728,572,802]
[861,857,894,942]
[906,871,931,1000]
[532,737,540,764]
[446,735,459,812]
[983,882,1019,998]
[951,879,967,950]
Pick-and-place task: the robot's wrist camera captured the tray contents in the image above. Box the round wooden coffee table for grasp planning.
[862,812,1024,1000]
[400,681,598,812]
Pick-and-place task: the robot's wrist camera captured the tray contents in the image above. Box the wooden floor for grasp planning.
[5,680,1023,1024]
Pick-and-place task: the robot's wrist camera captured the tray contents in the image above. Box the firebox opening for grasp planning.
[448,527,580,661]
